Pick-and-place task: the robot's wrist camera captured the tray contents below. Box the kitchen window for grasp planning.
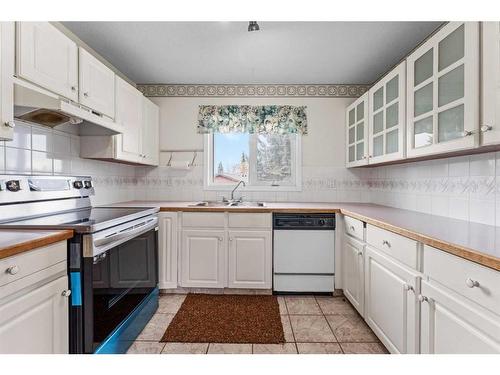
[204,133,302,191]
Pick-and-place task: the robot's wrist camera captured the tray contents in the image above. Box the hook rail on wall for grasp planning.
[161,149,202,168]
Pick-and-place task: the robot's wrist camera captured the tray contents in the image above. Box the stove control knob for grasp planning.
[73,181,83,189]
[318,219,326,226]
[83,180,92,189]
[6,180,21,192]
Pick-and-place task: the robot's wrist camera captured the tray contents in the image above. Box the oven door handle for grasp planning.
[93,218,158,248]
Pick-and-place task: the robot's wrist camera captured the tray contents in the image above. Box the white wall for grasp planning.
[135,96,372,203]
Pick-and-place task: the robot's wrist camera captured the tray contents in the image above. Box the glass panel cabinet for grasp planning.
[406,22,479,157]
[481,22,500,146]
[346,92,369,167]
[368,61,406,164]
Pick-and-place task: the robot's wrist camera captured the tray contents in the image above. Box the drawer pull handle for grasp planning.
[382,240,391,247]
[465,278,480,288]
[350,225,355,231]
[418,295,429,303]
[6,265,19,275]
[61,290,72,297]
[403,284,413,292]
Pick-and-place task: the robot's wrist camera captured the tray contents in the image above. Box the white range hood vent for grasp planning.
[13,77,122,136]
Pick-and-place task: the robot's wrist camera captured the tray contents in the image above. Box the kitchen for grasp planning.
[1,2,500,370]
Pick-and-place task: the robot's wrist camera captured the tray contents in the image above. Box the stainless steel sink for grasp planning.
[188,201,266,208]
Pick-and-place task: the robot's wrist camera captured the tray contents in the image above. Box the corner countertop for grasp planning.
[105,201,500,271]
[0,230,74,260]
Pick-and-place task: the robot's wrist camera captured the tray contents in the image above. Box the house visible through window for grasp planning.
[206,133,301,191]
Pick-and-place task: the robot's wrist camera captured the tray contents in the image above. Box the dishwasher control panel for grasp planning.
[273,213,335,230]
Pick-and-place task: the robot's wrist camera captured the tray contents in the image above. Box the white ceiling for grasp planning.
[62,22,442,85]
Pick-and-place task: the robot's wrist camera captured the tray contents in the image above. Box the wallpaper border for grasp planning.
[137,84,369,98]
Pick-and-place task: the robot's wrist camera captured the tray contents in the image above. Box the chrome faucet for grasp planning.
[230,180,246,201]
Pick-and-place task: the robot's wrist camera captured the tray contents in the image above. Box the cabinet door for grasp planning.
[406,22,479,158]
[368,61,406,164]
[16,22,78,101]
[78,48,115,118]
[343,235,364,316]
[114,76,143,163]
[0,276,69,353]
[228,230,271,289]
[0,22,14,141]
[420,280,500,353]
[364,246,420,354]
[481,22,500,145]
[180,230,226,288]
[346,92,369,167]
[141,97,160,166]
[158,212,178,289]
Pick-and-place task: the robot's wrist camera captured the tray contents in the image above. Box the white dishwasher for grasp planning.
[273,213,335,293]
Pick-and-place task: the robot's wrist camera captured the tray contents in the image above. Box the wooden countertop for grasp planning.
[106,201,500,271]
[0,230,74,260]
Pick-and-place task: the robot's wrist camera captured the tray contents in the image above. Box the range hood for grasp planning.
[13,77,122,136]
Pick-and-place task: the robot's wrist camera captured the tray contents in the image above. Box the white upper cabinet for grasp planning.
[346,92,369,167]
[368,61,406,164]
[406,22,479,157]
[16,22,78,101]
[481,22,500,145]
[0,22,15,141]
[78,48,115,118]
[114,76,143,163]
[141,97,160,166]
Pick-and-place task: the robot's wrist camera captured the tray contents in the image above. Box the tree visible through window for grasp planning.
[210,133,299,189]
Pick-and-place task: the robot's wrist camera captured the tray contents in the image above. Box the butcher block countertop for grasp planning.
[0,230,73,260]
[107,201,500,271]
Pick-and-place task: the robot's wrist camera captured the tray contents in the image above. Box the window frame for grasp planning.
[203,133,302,192]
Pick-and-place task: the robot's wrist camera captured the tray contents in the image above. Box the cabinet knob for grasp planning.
[462,130,474,137]
[465,278,480,288]
[357,251,363,256]
[349,225,355,231]
[4,121,15,129]
[218,237,223,242]
[61,290,72,297]
[71,86,77,92]
[418,295,428,303]
[83,92,89,97]
[6,265,19,275]
[382,239,391,248]
[403,283,413,292]
[481,125,493,133]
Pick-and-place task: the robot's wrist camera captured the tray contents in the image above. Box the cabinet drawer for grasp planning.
[344,215,364,241]
[423,245,500,315]
[228,213,271,229]
[182,212,225,228]
[366,225,418,269]
[0,241,66,287]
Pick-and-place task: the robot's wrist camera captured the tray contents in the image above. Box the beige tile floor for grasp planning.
[127,294,389,354]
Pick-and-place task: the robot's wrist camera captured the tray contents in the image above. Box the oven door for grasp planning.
[82,216,159,353]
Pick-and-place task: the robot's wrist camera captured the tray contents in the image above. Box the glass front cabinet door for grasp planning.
[346,92,369,167]
[406,22,479,158]
[368,61,406,164]
[481,22,500,146]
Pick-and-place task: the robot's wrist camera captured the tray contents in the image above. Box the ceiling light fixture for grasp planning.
[248,21,260,32]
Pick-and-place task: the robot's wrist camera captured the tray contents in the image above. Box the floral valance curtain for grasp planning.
[197,105,308,135]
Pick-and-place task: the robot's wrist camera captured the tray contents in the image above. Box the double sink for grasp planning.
[188,201,266,208]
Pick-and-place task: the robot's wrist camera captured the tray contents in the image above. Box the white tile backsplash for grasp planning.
[2,122,137,205]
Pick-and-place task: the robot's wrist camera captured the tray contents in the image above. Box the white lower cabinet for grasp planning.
[342,235,365,316]
[420,279,500,354]
[158,212,178,289]
[0,275,68,354]
[364,246,420,354]
[228,230,272,289]
[180,229,226,288]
